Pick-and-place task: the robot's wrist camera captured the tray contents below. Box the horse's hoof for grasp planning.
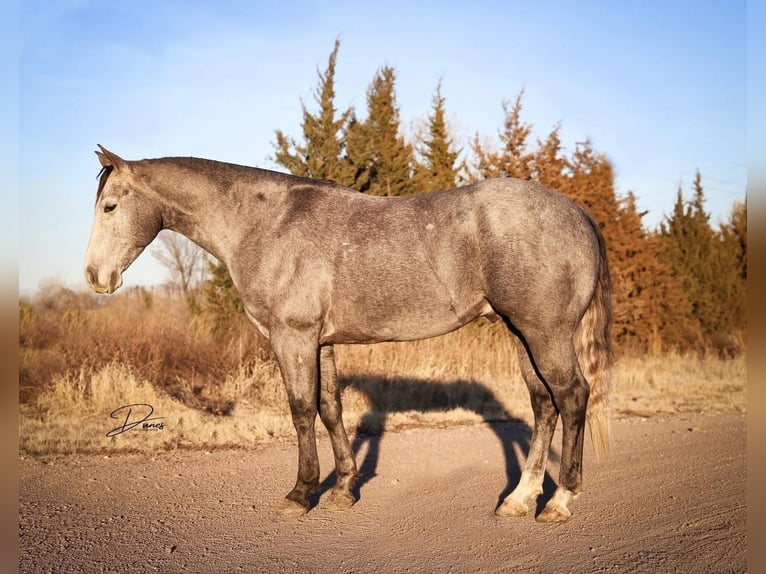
[278,498,309,517]
[324,490,356,511]
[536,505,571,523]
[494,499,529,518]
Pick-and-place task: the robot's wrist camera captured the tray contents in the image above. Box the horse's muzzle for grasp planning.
[85,266,122,294]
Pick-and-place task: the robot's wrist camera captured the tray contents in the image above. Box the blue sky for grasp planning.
[18,0,747,294]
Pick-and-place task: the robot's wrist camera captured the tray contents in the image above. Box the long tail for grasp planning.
[576,219,614,459]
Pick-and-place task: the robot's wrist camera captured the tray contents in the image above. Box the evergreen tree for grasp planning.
[343,113,372,191]
[566,140,621,229]
[642,232,699,352]
[470,90,534,181]
[725,199,748,284]
[723,199,747,332]
[202,259,245,335]
[658,172,725,348]
[352,66,416,196]
[608,191,651,348]
[533,123,570,192]
[711,199,747,346]
[272,38,357,186]
[414,81,461,192]
[609,193,695,351]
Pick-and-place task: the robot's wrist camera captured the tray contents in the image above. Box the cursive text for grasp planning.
[106,403,165,437]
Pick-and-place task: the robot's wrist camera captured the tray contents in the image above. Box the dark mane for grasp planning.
[95,165,114,205]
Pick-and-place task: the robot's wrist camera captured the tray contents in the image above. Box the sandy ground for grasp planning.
[19,412,746,573]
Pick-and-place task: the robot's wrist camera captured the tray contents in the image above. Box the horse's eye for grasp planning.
[104,204,117,213]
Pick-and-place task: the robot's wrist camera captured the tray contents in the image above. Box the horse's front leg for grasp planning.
[318,345,358,510]
[271,328,321,517]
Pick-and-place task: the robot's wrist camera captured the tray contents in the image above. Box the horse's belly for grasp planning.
[320,291,493,345]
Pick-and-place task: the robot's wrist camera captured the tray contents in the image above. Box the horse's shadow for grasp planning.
[312,375,559,514]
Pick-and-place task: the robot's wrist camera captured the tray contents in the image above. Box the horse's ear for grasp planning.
[95,145,127,171]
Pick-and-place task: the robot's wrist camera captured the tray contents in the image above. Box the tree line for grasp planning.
[192,39,746,357]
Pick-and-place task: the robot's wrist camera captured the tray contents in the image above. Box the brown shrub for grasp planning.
[19,287,272,412]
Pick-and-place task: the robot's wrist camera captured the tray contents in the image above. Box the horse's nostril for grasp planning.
[109,270,121,292]
[86,267,97,287]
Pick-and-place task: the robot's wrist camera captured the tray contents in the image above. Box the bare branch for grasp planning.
[152,231,207,296]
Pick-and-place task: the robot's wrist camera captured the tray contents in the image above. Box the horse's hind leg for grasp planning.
[525,331,590,523]
[495,345,558,518]
[318,345,358,510]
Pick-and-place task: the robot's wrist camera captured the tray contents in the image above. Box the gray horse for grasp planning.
[85,145,613,522]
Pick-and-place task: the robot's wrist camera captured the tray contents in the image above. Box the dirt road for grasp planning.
[19,412,746,573]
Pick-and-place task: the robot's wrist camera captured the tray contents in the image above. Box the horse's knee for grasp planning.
[289,397,317,432]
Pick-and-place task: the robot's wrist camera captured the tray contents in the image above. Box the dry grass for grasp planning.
[611,353,747,416]
[20,363,295,455]
[18,289,746,455]
[19,288,271,412]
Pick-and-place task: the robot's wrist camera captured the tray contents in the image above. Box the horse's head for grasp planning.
[84,145,163,294]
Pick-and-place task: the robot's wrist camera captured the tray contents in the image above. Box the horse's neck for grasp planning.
[152,171,252,267]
